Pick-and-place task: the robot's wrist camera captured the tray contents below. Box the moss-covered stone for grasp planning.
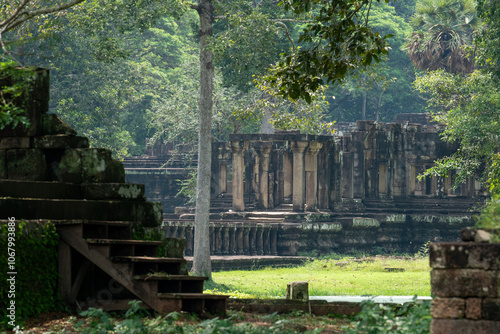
[41,113,77,136]
[81,183,145,200]
[34,135,88,149]
[7,149,48,181]
[352,218,380,228]
[162,238,187,258]
[51,149,82,183]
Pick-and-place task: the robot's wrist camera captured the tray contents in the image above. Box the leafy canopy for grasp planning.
[264,0,394,103]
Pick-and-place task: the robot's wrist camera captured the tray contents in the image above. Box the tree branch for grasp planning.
[1,0,86,33]
[0,0,30,30]
[274,21,295,49]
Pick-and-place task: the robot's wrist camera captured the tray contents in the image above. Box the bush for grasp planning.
[343,297,431,334]
[0,220,61,329]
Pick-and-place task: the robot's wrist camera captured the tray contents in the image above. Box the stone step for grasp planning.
[135,274,207,294]
[157,293,227,314]
[86,239,162,257]
[56,220,133,239]
[0,198,161,226]
[0,180,81,199]
[112,256,187,276]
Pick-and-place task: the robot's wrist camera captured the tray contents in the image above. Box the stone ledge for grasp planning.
[431,269,499,298]
[81,183,145,201]
[430,242,500,270]
[431,319,500,334]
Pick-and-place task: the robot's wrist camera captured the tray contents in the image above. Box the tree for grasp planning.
[406,0,479,74]
[0,0,85,57]
[263,0,394,103]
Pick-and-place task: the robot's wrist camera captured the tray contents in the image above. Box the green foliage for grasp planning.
[343,297,431,333]
[73,302,320,333]
[406,0,478,73]
[0,61,33,130]
[415,69,500,194]
[0,221,61,328]
[176,168,197,206]
[476,0,500,77]
[475,197,500,241]
[264,0,393,103]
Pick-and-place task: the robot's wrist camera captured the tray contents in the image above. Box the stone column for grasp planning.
[283,151,293,200]
[220,164,227,193]
[305,141,323,211]
[291,141,308,212]
[258,142,273,209]
[231,140,248,211]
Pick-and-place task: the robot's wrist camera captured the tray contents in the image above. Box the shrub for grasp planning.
[0,220,61,329]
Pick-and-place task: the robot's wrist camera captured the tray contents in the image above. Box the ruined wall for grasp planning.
[430,230,500,333]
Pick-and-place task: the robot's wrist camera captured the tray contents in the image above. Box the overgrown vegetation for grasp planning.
[0,221,61,329]
[208,255,431,299]
[344,297,431,334]
[0,61,33,130]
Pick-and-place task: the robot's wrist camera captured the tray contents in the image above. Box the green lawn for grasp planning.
[206,256,431,298]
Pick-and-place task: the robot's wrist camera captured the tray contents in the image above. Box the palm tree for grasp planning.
[407,0,479,74]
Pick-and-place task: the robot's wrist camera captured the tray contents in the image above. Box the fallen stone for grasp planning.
[475,230,492,243]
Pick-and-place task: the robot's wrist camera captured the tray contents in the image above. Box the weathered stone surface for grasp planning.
[136,201,162,227]
[81,183,145,200]
[286,281,309,301]
[430,242,500,270]
[81,149,125,183]
[482,298,500,321]
[162,238,187,258]
[6,149,48,181]
[0,180,81,199]
[431,269,498,298]
[431,297,465,318]
[50,149,82,183]
[465,298,482,320]
[34,135,88,149]
[431,319,500,334]
[41,113,77,136]
[0,137,31,149]
[475,230,492,243]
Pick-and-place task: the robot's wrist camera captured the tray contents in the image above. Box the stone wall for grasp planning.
[429,230,500,333]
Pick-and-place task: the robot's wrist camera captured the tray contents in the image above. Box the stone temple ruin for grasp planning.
[125,116,486,258]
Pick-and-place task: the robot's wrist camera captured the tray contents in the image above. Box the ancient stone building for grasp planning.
[124,118,485,257]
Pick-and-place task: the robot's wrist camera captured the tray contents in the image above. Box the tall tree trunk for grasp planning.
[192,0,213,276]
[361,91,367,120]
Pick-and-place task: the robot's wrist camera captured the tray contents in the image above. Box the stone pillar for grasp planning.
[305,141,323,211]
[283,151,293,200]
[220,164,227,193]
[258,142,273,209]
[291,141,308,212]
[231,140,248,211]
[378,164,388,196]
[317,145,330,209]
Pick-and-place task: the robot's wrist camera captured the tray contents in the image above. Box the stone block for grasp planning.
[431,297,465,318]
[431,269,498,298]
[81,183,145,200]
[50,149,82,183]
[431,319,500,334]
[34,135,88,149]
[482,298,500,321]
[0,137,32,149]
[81,149,125,183]
[163,238,187,258]
[465,298,482,320]
[286,281,309,301]
[430,242,500,270]
[136,201,163,227]
[41,113,77,135]
[0,150,6,179]
[6,149,48,181]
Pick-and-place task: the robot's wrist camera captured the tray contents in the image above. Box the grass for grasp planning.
[206,255,431,298]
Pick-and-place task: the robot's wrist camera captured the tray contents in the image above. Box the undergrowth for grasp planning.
[343,296,431,334]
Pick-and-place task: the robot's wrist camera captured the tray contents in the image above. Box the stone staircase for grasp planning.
[0,68,227,315]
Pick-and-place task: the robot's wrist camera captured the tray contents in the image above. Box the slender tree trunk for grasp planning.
[361,91,367,120]
[192,0,213,276]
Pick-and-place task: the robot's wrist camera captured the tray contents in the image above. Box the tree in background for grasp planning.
[406,0,479,74]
